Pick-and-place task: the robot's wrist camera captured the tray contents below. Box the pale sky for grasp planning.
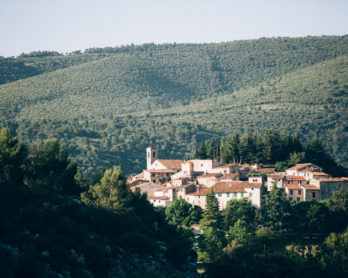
[0,0,347,57]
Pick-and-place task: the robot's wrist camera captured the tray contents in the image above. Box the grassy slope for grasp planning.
[0,37,347,173]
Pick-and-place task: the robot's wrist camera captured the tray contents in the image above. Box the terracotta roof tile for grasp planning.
[219,173,240,180]
[145,169,175,173]
[269,174,284,180]
[287,163,311,171]
[317,177,347,182]
[213,182,246,193]
[256,168,276,173]
[285,176,306,181]
[187,188,210,196]
[304,172,329,176]
[157,159,182,170]
[285,184,302,190]
[302,184,321,190]
[148,196,170,200]
[199,173,223,178]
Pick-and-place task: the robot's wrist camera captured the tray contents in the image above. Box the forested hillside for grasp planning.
[0,36,347,174]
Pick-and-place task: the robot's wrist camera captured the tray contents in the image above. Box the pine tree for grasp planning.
[81,166,132,212]
[26,139,79,195]
[262,186,291,231]
[0,128,27,187]
[200,188,222,231]
[198,188,225,262]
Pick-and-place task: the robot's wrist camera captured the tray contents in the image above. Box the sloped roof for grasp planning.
[285,176,306,181]
[148,196,169,200]
[287,163,312,171]
[219,173,240,180]
[187,188,210,196]
[317,177,347,182]
[157,159,182,170]
[310,172,329,176]
[145,169,175,173]
[269,174,284,180]
[199,173,223,178]
[302,184,321,191]
[213,182,246,193]
[285,184,302,190]
[256,168,275,173]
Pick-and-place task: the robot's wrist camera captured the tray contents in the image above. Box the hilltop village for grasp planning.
[127,147,348,209]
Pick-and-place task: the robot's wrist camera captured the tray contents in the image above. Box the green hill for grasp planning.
[0,36,347,174]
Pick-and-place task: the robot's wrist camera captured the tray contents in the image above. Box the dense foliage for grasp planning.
[195,131,348,176]
[198,187,348,278]
[0,129,195,277]
[0,36,347,175]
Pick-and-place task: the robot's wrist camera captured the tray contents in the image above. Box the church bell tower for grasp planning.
[146,147,158,170]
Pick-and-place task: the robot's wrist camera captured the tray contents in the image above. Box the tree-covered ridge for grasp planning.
[0,36,347,174]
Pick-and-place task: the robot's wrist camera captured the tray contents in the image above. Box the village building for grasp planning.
[129,147,347,209]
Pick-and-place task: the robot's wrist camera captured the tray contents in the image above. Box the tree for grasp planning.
[26,139,79,195]
[290,200,330,235]
[165,197,201,227]
[326,188,348,232]
[318,229,348,275]
[262,186,291,231]
[81,166,131,212]
[0,128,27,187]
[262,130,282,163]
[198,188,225,262]
[227,219,255,247]
[240,132,257,163]
[220,134,240,163]
[223,199,257,230]
[200,188,222,231]
[288,152,305,166]
[305,137,338,174]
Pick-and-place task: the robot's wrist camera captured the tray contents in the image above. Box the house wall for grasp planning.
[285,187,303,202]
[144,171,171,184]
[245,187,262,209]
[197,177,218,187]
[191,160,213,172]
[131,182,163,197]
[267,178,284,191]
[215,192,247,210]
[182,161,193,178]
[304,189,321,201]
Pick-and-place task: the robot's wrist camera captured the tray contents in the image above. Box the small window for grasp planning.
[152,180,156,183]
[290,189,293,195]
[297,197,300,202]
[152,173,155,177]
[289,197,293,201]
[312,192,316,198]
[298,190,302,195]
[234,192,237,197]
[218,193,222,197]
[241,192,244,198]
[153,152,156,158]
[249,192,252,197]
[226,193,230,197]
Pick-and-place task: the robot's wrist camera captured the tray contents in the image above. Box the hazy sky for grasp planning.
[1,0,347,57]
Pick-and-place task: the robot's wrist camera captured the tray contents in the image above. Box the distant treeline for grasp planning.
[194,130,348,177]
[1,36,347,174]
